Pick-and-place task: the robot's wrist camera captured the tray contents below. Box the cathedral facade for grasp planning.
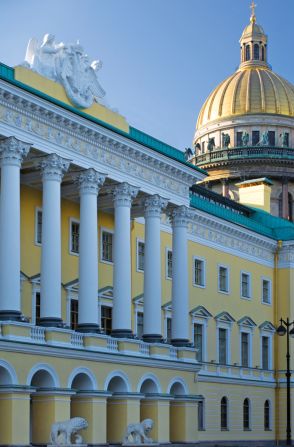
[0,7,293,446]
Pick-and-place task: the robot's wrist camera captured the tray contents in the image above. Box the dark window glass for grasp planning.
[71,222,80,254]
[262,336,269,370]
[237,132,243,147]
[264,400,270,430]
[137,312,144,338]
[262,46,265,61]
[194,323,203,362]
[282,132,289,147]
[167,250,172,279]
[252,131,260,146]
[221,397,228,430]
[198,401,205,431]
[102,231,113,262]
[254,44,260,60]
[241,273,250,298]
[167,317,172,343]
[35,292,41,326]
[201,142,205,153]
[243,398,250,430]
[219,267,228,292]
[101,306,112,335]
[71,299,78,330]
[219,328,227,364]
[138,242,145,271]
[241,332,249,367]
[36,210,42,244]
[245,45,251,61]
[194,259,204,286]
[262,280,270,304]
[268,131,275,146]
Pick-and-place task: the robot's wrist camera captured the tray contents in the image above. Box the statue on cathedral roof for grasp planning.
[23,34,106,109]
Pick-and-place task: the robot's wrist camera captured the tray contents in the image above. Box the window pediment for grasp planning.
[215,311,235,324]
[259,321,275,333]
[190,305,212,319]
[238,316,257,328]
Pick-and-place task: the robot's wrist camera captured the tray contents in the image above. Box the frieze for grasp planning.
[0,100,193,201]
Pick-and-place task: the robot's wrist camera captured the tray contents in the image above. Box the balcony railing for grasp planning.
[195,146,294,166]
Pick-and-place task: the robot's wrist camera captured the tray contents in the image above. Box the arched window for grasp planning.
[261,46,265,61]
[264,400,270,430]
[254,44,260,60]
[221,396,228,430]
[245,45,251,61]
[243,398,250,430]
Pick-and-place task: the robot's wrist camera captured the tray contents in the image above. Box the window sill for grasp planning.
[193,283,206,289]
[69,250,79,257]
[100,259,114,266]
[218,290,230,295]
[221,428,229,431]
[241,295,252,300]
[243,428,252,431]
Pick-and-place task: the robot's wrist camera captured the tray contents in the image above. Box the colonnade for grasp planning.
[0,136,192,346]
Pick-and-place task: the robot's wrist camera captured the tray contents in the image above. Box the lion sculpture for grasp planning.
[50,417,88,445]
[123,418,154,444]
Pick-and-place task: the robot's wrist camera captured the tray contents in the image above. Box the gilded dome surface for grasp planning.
[197,67,294,129]
[196,6,294,131]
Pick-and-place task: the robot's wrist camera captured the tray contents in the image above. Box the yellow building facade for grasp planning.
[0,21,293,447]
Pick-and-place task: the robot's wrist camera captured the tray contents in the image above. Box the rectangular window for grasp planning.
[252,130,260,146]
[262,336,269,370]
[35,292,41,326]
[102,231,113,263]
[201,142,205,153]
[70,220,80,254]
[71,299,78,330]
[218,266,229,293]
[137,312,144,338]
[198,401,205,431]
[194,258,205,287]
[236,131,243,147]
[219,328,227,364]
[241,272,251,299]
[137,241,145,272]
[166,250,172,279]
[268,131,275,146]
[194,323,203,362]
[101,306,112,335]
[262,279,271,304]
[241,332,249,367]
[36,209,42,245]
[166,317,172,343]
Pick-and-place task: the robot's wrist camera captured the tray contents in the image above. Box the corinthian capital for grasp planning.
[113,182,139,207]
[0,136,30,167]
[144,194,168,218]
[76,168,106,195]
[171,205,193,227]
[39,153,70,182]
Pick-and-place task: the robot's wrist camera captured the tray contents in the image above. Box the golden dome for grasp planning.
[196,3,294,130]
[197,67,294,129]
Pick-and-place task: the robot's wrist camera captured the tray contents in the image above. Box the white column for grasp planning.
[112,182,139,337]
[0,137,30,320]
[171,206,192,346]
[77,168,106,332]
[39,153,70,327]
[143,195,167,342]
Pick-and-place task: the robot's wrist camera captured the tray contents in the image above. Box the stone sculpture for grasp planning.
[241,131,250,146]
[50,417,88,445]
[222,133,230,148]
[259,131,270,146]
[281,131,289,147]
[123,418,154,444]
[184,147,194,160]
[207,137,215,151]
[23,34,106,108]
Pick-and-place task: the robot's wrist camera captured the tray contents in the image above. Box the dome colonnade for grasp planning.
[192,3,294,220]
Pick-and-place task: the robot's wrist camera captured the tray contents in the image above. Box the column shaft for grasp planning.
[0,137,30,320]
[39,154,70,326]
[112,183,138,337]
[143,195,167,342]
[77,169,105,332]
[171,206,191,346]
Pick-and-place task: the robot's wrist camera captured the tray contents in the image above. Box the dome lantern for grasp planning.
[239,1,269,69]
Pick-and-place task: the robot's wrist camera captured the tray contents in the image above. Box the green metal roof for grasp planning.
[0,62,205,175]
[190,193,294,241]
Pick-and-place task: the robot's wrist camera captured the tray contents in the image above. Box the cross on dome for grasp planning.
[250,0,257,23]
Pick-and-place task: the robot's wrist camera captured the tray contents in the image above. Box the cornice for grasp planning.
[0,80,204,205]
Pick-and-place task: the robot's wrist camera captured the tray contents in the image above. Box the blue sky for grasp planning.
[0,0,293,150]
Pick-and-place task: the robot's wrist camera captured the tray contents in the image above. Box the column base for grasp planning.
[39,317,64,328]
[111,329,134,338]
[171,338,191,347]
[142,333,163,343]
[0,310,22,321]
[77,323,101,333]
